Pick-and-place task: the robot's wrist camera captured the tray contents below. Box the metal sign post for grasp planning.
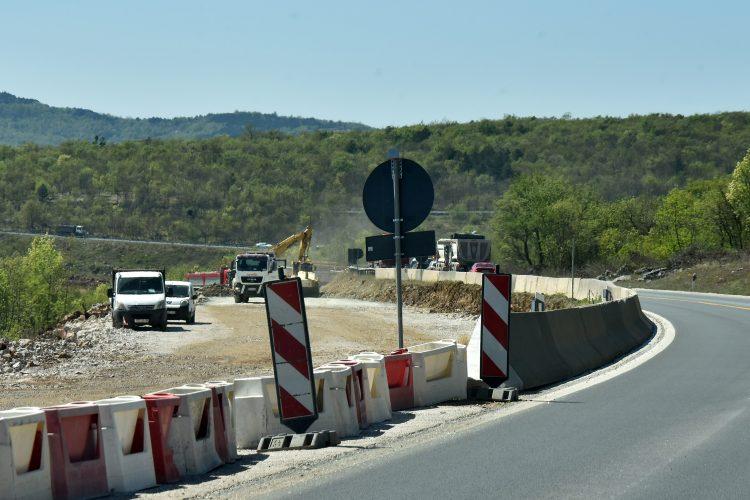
[391,153,404,348]
[362,151,434,350]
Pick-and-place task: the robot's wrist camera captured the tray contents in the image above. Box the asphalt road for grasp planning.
[272,289,750,499]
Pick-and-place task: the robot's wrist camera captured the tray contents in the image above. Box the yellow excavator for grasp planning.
[272,225,320,297]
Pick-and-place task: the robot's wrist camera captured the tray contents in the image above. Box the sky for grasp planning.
[2,0,749,127]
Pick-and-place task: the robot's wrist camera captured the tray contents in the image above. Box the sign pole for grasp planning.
[390,152,404,349]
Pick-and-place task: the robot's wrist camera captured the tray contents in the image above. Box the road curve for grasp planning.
[270,290,750,499]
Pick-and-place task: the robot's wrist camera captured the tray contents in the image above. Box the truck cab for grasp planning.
[231,253,279,302]
[109,269,167,330]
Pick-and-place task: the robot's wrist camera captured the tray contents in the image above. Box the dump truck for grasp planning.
[436,233,491,271]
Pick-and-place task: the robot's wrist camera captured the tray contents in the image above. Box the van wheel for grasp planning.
[187,312,195,324]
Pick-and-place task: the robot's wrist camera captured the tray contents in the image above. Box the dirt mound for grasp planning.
[322,273,585,315]
[200,283,232,297]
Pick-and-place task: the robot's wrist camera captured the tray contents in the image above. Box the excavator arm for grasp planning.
[272,226,313,264]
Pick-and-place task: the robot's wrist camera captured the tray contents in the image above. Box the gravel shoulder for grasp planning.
[0,297,475,409]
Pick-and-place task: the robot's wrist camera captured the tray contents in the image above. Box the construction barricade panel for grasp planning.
[0,407,52,500]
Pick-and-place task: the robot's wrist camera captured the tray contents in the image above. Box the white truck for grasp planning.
[437,234,492,271]
[229,252,281,303]
[108,269,168,330]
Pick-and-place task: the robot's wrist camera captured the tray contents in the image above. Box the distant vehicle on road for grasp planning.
[166,280,197,323]
[57,224,88,238]
[470,262,496,273]
[108,269,167,330]
[255,242,273,248]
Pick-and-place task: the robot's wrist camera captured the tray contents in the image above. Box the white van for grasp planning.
[165,280,197,323]
[109,269,167,330]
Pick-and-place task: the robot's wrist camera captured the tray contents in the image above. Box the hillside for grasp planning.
[0,92,370,145]
[2,111,750,267]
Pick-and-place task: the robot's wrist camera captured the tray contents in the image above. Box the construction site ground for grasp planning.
[0,297,475,409]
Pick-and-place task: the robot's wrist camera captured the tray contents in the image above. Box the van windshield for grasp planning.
[117,277,164,295]
[166,285,190,297]
[237,256,267,271]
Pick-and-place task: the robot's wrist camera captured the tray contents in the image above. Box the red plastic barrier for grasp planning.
[43,402,109,500]
[143,393,181,484]
[207,387,230,463]
[385,349,415,411]
[328,360,368,429]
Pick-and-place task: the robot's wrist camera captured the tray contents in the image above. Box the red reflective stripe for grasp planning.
[271,320,310,378]
[269,281,301,314]
[278,386,313,418]
[482,299,509,348]
[487,274,510,301]
[481,352,505,377]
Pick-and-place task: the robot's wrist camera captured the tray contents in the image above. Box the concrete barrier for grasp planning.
[183,382,237,464]
[378,269,655,391]
[408,340,468,406]
[0,407,52,500]
[95,396,157,493]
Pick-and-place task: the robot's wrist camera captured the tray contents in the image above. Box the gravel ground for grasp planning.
[0,297,475,410]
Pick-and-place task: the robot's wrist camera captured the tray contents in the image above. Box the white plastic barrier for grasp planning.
[157,386,222,476]
[182,382,237,463]
[408,340,468,407]
[95,396,156,493]
[234,376,273,449]
[234,370,360,449]
[0,407,52,500]
[349,353,392,424]
[317,363,365,433]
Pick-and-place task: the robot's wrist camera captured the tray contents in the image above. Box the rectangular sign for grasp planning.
[365,230,436,262]
[480,273,511,387]
[263,278,318,433]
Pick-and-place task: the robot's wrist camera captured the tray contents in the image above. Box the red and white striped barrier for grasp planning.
[264,278,318,433]
[481,273,511,387]
[0,407,51,500]
[184,382,237,463]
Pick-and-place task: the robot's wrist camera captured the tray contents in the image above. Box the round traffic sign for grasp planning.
[362,158,434,233]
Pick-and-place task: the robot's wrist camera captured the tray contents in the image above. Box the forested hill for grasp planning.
[2,111,750,267]
[0,92,371,145]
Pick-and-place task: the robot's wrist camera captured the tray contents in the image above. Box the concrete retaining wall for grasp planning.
[374,268,653,390]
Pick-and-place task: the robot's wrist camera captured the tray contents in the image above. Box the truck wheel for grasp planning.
[241,294,250,303]
[112,315,122,329]
[233,294,242,303]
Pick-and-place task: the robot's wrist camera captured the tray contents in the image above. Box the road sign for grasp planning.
[263,278,318,433]
[365,230,436,262]
[362,158,434,233]
[480,273,511,387]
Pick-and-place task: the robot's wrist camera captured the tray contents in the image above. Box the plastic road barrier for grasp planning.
[184,382,237,463]
[481,273,512,387]
[95,396,156,493]
[264,278,318,434]
[0,407,51,500]
[408,340,468,407]
[383,349,415,411]
[234,376,275,449]
[155,386,222,476]
[234,370,361,449]
[142,393,180,484]
[349,353,392,424]
[316,364,363,435]
[323,360,368,429]
[42,402,109,500]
